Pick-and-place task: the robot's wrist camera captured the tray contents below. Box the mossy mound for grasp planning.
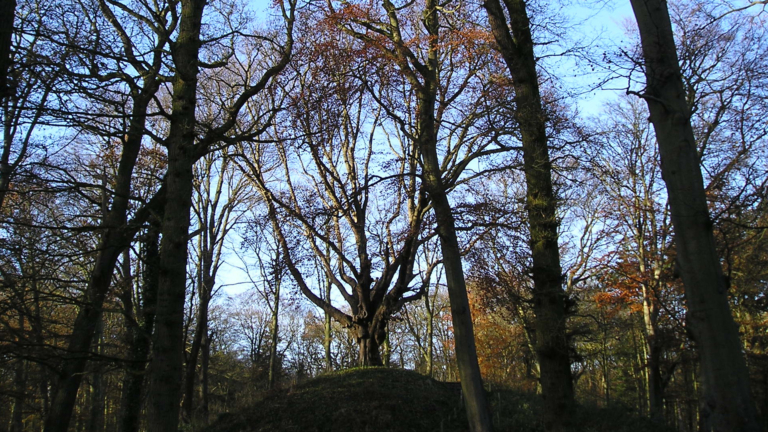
[202,367,672,432]
[202,368,467,432]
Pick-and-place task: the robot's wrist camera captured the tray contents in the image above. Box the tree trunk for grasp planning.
[119,225,159,432]
[43,93,161,432]
[146,1,205,430]
[629,1,761,431]
[86,320,105,432]
[356,324,384,367]
[10,315,25,432]
[182,273,212,422]
[382,324,391,368]
[0,0,15,97]
[483,0,574,429]
[268,278,281,389]
[414,2,492,431]
[425,294,434,378]
[641,283,664,422]
[324,280,333,372]
[200,331,210,424]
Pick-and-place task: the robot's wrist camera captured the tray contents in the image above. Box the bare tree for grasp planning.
[235,57,433,365]
[628,1,761,430]
[146,0,295,429]
[482,0,575,429]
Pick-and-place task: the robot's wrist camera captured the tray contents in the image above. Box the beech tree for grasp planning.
[235,61,433,366]
[38,0,173,428]
[146,0,295,429]
[482,0,575,429]
[182,150,249,423]
[628,0,761,430]
[316,0,530,426]
[589,96,675,421]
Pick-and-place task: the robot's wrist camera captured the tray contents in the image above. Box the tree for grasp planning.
[319,0,523,427]
[235,39,433,366]
[40,0,173,427]
[146,0,295,429]
[628,0,761,430]
[0,0,15,97]
[589,96,676,421]
[182,150,249,423]
[482,0,575,429]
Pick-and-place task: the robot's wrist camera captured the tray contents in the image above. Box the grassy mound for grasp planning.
[202,368,466,432]
[202,368,671,432]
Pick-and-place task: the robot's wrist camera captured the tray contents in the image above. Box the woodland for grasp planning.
[0,0,767,431]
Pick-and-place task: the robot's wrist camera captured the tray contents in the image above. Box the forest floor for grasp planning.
[201,368,668,432]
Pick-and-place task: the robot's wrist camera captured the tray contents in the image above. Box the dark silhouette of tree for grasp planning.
[628,1,761,430]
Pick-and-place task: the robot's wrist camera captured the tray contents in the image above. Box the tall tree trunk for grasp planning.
[424,179,492,432]
[629,1,761,431]
[119,225,160,432]
[268,278,281,389]
[86,320,105,432]
[641,282,664,422]
[425,293,434,378]
[145,0,205,430]
[0,0,15,97]
[200,332,210,424]
[382,324,391,368]
[483,0,574,430]
[416,2,492,431]
[43,97,161,432]
[182,273,212,422]
[323,280,333,372]
[10,314,25,432]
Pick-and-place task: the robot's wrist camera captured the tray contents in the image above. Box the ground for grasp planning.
[201,368,670,432]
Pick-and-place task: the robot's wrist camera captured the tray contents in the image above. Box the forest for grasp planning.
[0,0,767,431]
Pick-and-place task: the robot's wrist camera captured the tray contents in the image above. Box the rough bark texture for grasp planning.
[145,1,205,430]
[482,0,574,430]
[629,1,761,431]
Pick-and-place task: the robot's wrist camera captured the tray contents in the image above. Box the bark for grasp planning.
[86,320,105,432]
[425,294,434,378]
[423,174,492,432]
[200,332,211,424]
[0,0,15,97]
[118,225,160,432]
[482,0,574,429]
[356,325,384,367]
[629,1,761,431]
[145,1,205,430]
[323,280,333,372]
[641,282,664,422]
